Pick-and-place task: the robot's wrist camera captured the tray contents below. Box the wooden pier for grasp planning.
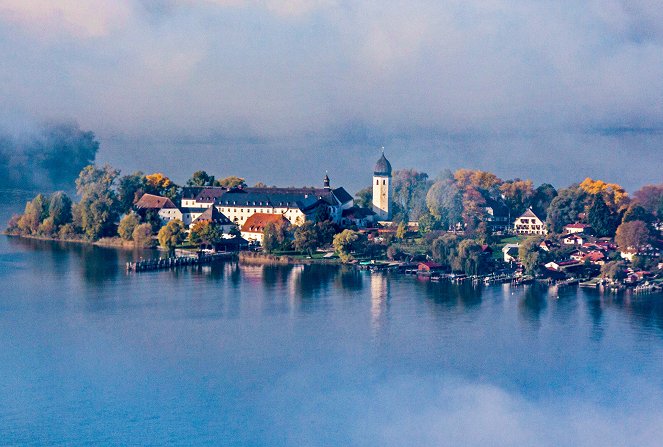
[126,252,235,272]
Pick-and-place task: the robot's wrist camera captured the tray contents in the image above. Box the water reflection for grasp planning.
[518,285,548,331]
[370,273,389,335]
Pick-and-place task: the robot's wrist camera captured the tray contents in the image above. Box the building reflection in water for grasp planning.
[370,272,390,337]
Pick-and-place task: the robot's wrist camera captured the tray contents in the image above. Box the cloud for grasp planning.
[0,0,132,37]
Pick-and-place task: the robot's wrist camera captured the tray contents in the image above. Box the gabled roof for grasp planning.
[565,223,591,229]
[181,186,207,200]
[135,194,177,209]
[192,207,232,225]
[241,213,290,233]
[332,187,353,205]
[195,187,227,203]
[517,208,542,220]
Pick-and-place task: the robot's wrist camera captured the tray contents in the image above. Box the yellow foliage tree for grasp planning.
[145,173,172,190]
[579,178,628,209]
[454,169,502,191]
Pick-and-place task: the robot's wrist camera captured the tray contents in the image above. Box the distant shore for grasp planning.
[3,233,146,250]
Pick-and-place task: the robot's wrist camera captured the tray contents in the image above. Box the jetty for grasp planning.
[126,252,235,272]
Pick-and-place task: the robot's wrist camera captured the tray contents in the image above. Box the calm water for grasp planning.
[2,197,663,446]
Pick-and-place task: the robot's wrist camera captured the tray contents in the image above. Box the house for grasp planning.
[564,223,591,234]
[179,207,207,226]
[214,236,249,252]
[191,206,236,234]
[513,208,547,235]
[180,186,208,208]
[484,199,510,232]
[569,249,586,262]
[584,251,606,265]
[134,193,182,224]
[341,206,378,228]
[545,260,581,272]
[562,233,585,246]
[240,213,290,243]
[502,244,520,262]
[539,240,558,252]
[418,262,444,273]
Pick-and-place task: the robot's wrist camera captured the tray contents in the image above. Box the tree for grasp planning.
[316,220,338,246]
[75,165,120,240]
[530,183,557,220]
[354,187,372,208]
[500,179,534,219]
[132,223,154,248]
[633,184,663,220]
[228,226,241,237]
[431,233,459,266]
[158,219,186,251]
[262,220,291,253]
[396,222,407,240]
[454,169,502,192]
[426,172,463,228]
[118,213,140,241]
[579,178,628,210]
[333,229,361,262]
[601,261,627,282]
[117,172,146,214]
[145,172,178,200]
[518,236,546,274]
[186,170,215,187]
[622,203,654,224]
[214,176,246,189]
[456,239,490,276]
[615,220,651,252]
[18,194,47,234]
[189,221,224,248]
[293,221,320,255]
[546,185,588,233]
[392,169,431,221]
[587,194,619,237]
[37,217,56,237]
[48,191,72,227]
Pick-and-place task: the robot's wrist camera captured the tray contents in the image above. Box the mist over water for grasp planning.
[0,121,98,190]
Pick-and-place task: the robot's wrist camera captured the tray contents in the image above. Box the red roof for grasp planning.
[135,194,177,209]
[241,213,290,234]
[565,223,590,229]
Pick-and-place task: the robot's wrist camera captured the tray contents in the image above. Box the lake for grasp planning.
[2,196,663,446]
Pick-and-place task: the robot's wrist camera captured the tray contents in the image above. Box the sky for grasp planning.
[0,0,661,192]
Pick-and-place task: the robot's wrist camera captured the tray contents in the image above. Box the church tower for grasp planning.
[372,151,392,221]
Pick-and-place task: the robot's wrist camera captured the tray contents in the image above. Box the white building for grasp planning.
[372,152,392,221]
[513,208,547,235]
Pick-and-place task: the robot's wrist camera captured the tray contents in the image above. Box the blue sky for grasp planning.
[0,0,661,191]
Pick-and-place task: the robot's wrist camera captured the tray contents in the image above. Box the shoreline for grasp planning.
[2,232,150,251]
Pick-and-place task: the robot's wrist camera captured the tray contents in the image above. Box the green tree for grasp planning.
[530,183,557,220]
[48,191,72,227]
[293,221,320,255]
[37,217,56,237]
[18,195,47,234]
[118,213,140,241]
[457,239,490,276]
[518,236,546,274]
[546,185,588,233]
[601,261,627,282]
[333,229,361,262]
[392,169,431,221]
[117,171,146,214]
[426,172,463,228]
[431,233,459,267]
[396,222,407,240]
[186,170,215,187]
[587,194,619,237]
[622,203,654,224]
[189,221,224,248]
[132,223,154,248]
[354,187,372,208]
[262,220,291,253]
[158,219,186,251]
[75,165,120,240]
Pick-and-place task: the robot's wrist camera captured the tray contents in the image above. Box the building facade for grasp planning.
[513,208,547,235]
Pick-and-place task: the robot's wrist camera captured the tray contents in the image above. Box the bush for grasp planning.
[132,223,154,248]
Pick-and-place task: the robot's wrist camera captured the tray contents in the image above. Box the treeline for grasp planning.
[5,165,249,246]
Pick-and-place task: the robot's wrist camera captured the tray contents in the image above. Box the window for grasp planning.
[383,180,386,185]
[376,180,379,185]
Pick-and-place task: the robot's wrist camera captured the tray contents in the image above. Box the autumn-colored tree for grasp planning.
[132,223,154,248]
[158,219,186,251]
[579,178,628,210]
[214,176,246,189]
[454,169,502,192]
[633,184,663,219]
[189,221,224,248]
[333,229,363,262]
[615,220,651,252]
[118,213,140,241]
[145,172,178,199]
[500,179,534,218]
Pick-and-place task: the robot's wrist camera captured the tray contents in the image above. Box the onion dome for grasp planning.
[374,153,392,176]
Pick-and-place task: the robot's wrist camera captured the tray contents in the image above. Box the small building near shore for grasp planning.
[241,213,290,244]
[134,193,182,224]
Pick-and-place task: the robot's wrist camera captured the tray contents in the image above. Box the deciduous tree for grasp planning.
[132,223,154,248]
[118,213,140,241]
[615,220,651,252]
[158,219,186,251]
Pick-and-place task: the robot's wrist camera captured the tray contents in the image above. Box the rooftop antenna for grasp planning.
[381,146,385,154]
